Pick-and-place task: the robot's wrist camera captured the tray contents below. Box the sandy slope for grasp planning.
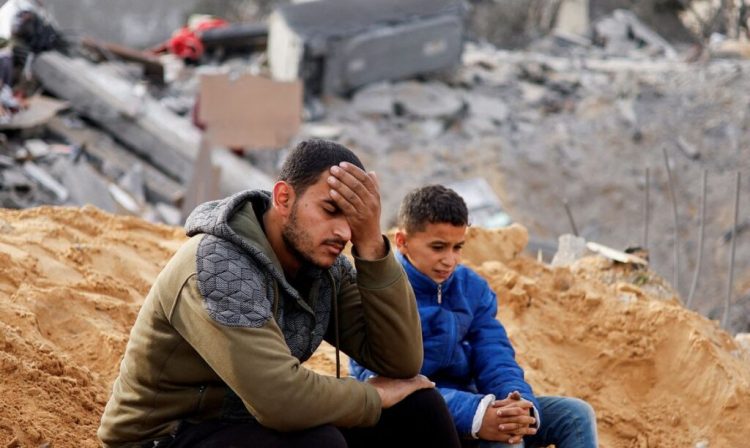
[0,208,747,447]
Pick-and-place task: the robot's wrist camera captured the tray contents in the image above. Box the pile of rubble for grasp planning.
[0,0,747,330]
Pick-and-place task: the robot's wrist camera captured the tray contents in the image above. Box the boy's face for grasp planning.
[395,222,467,283]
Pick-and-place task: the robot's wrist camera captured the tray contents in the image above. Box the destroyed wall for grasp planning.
[43,0,201,49]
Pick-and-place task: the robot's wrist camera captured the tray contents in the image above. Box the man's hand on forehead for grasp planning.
[327,162,385,259]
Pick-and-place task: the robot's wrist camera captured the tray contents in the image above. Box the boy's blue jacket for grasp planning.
[350,251,539,437]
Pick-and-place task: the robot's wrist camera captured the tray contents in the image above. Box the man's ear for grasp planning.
[394,229,408,254]
[272,181,295,217]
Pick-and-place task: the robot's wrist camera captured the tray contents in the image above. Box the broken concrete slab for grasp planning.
[0,169,31,191]
[33,52,273,197]
[594,9,677,59]
[551,234,587,266]
[42,0,201,49]
[554,0,590,37]
[46,115,184,205]
[268,0,466,95]
[56,158,118,213]
[0,95,69,131]
[445,177,510,228]
[392,81,464,118]
[351,83,395,116]
[117,162,147,206]
[464,92,510,123]
[22,161,68,201]
[23,139,50,159]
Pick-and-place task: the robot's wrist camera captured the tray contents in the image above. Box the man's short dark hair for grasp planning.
[398,185,469,233]
[279,139,365,196]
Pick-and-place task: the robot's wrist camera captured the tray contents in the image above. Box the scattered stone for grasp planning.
[551,234,587,266]
[351,82,394,115]
[391,81,464,119]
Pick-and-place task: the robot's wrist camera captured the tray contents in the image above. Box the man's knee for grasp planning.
[384,387,453,429]
[404,387,445,408]
[564,397,596,424]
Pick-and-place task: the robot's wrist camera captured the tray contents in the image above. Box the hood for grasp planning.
[184,190,303,301]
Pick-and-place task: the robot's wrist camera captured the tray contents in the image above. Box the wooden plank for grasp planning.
[80,36,164,84]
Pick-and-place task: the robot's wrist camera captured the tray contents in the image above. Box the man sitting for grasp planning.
[351,184,598,448]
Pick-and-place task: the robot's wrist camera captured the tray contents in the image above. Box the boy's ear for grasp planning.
[394,229,408,253]
[272,181,295,217]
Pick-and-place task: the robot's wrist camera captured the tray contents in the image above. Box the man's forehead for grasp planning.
[407,222,467,240]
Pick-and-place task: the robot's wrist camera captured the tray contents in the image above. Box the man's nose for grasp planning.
[442,252,458,267]
[333,217,351,241]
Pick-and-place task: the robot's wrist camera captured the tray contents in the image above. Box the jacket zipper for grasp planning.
[195,385,207,412]
[437,283,442,304]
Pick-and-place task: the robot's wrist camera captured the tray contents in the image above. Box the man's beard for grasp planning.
[281,204,332,269]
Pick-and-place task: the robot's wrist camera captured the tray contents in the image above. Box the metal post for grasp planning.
[642,166,650,249]
[662,147,681,294]
[563,199,579,237]
[722,171,741,330]
[687,169,707,309]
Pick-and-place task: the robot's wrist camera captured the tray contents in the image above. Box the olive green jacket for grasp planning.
[98,191,422,447]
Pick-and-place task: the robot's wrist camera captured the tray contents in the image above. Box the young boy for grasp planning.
[350,185,598,448]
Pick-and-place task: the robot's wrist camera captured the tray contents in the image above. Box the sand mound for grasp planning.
[0,207,748,447]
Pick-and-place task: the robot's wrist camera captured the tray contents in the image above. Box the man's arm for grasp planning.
[170,276,384,431]
[326,162,423,377]
[331,246,423,377]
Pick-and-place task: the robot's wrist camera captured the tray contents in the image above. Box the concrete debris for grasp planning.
[463,92,510,124]
[551,234,587,267]
[593,9,677,60]
[117,162,147,206]
[0,1,744,332]
[553,0,589,37]
[351,83,395,116]
[392,81,464,118]
[0,95,69,131]
[57,157,118,213]
[676,136,701,160]
[23,139,49,158]
[107,183,141,215]
[586,241,649,266]
[268,0,466,95]
[154,202,182,227]
[22,161,68,201]
[32,51,273,197]
[46,115,184,206]
[445,177,510,229]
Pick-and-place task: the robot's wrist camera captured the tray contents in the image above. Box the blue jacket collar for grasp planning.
[396,250,456,295]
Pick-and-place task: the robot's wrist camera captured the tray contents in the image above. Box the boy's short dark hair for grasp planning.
[279,139,365,196]
[398,185,469,233]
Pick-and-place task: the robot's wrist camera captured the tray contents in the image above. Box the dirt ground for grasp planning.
[0,207,748,447]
